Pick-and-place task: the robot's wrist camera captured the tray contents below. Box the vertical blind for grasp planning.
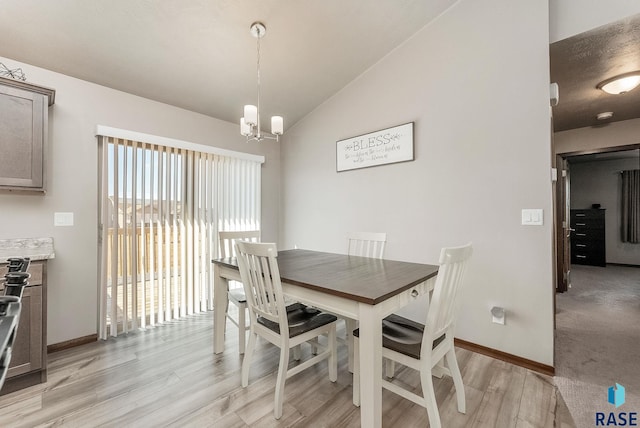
[97,135,261,339]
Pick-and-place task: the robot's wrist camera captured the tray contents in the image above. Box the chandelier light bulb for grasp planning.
[271,116,283,135]
[244,105,257,126]
[240,117,251,136]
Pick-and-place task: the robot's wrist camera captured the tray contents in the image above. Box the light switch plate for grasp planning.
[54,212,74,226]
[521,209,543,226]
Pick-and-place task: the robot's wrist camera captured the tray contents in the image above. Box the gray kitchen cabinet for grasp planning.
[0,77,55,192]
[0,260,47,394]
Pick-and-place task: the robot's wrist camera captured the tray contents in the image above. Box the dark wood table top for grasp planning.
[213,249,438,305]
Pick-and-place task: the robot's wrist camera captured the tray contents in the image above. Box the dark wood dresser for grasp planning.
[570,209,606,267]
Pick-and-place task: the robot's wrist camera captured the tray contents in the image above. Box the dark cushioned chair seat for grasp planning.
[257,303,337,338]
[354,313,445,359]
[228,288,247,303]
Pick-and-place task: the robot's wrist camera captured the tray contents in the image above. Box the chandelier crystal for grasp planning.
[240,22,283,142]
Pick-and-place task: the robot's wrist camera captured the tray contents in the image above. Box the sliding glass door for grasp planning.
[97,135,261,338]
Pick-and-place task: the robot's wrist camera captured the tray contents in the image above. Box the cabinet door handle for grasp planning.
[576,244,586,247]
[576,233,586,236]
[576,255,587,259]
[575,214,586,217]
[576,223,586,226]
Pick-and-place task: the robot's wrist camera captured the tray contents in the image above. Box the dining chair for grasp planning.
[347,231,387,259]
[218,230,261,354]
[344,231,387,372]
[352,243,473,428]
[236,241,338,420]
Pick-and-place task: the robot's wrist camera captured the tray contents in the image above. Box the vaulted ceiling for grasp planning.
[2,3,638,134]
[0,0,458,132]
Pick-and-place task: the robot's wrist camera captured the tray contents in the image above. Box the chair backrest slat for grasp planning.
[236,241,287,327]
[219,230,261,258]
[423,243,473,354]
[347,232,387,259]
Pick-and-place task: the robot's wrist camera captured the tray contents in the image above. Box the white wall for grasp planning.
[550,0,640,42]
[555,118,640,154]
[280,0,553,364]
[0,57,281,345]
[571,156,640,265]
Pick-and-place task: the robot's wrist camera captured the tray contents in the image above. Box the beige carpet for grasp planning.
[555,264,640,428]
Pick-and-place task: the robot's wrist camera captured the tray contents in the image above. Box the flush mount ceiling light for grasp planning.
[597,71,640,95]
[597,111,613,120]
[240,22,283,142]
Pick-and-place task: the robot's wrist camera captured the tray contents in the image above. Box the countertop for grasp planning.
[0,238,55,263]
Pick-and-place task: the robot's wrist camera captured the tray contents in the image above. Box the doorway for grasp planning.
[552,147,640,426]
[555,147,640,290]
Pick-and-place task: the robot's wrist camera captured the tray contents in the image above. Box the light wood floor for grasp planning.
[0,311,575,427]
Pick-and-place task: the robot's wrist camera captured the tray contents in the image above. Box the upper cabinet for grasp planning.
[0,77,55,192]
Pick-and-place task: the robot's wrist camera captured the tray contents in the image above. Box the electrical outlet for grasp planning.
[491,306,505,325]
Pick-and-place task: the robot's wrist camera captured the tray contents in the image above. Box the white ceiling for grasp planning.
[0,0,459,132]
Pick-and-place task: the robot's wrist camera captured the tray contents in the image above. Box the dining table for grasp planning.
[212,248,439,428]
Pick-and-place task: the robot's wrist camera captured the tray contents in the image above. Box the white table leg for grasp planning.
[213,263,228,354]
[358,302,383,428]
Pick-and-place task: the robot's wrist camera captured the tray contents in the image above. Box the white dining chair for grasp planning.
[352,243,473,428]
[218,230,260,354]
[347,231,387,259]
[236,241,338,420]
[344,231,387,372]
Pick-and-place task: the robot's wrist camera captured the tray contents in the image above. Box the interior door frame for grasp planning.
[553,144,640,295]
[554,155,569,293]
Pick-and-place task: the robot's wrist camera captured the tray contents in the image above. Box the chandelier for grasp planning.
[240,22,283,142]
